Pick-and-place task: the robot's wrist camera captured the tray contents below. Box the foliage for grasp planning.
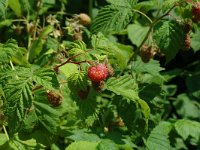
[0,0,200,149]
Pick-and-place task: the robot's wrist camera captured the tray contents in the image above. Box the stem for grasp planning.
[128,4,176,64]
[12,19,26,22]
[53,49,93,71]
[89,0,93,18]
[33,0,42,40]
[10,60,15,70]
[132,9,153,24]
[3,125,9,140]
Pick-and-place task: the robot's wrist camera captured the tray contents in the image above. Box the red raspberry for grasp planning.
[88,64,108,82]
[192,2,200,22]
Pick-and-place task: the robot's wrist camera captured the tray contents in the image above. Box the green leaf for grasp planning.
[32,67,59,90]
[0,39,19,64]
[0,19,12,27]
[39,0,56,14]
[34,101,60,134]
[175,119,200,141]
[106,0,135,8]
[134,1,156,13]
[71,88,98,123]
[138,99,150,131]
[66,141,99,150]
[68,72,88,92]
[0,133,8,146]
[0,0,8,19]
[91,5,133,34]
[127,23,150,47]
[146,121,172,150]
[173,94,200,119]
[8,0,21,16]
[186,74,200,98]
[106,75,139,100]
[1,66,60,134]
[28,26,54,62]
[59,63,79,79]
[132,58,164,77]
[68,40,90,62]
[67,129,100,142]
[1,133,46,150]
[191,30,200,52]
[154,21,184,63]
[18,0,30,12]
[97,140,118,150]
[91,33,133,69]
[139,83,162,101]
[3,77,33,134]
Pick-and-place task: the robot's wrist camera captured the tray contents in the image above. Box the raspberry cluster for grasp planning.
[88,64,108,82]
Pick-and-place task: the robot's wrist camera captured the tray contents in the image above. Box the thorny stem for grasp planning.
[128,4,177,64]
[3,125,9,140]
[53,49,93,71]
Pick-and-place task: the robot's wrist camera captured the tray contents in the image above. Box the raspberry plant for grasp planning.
[0,0,200,150]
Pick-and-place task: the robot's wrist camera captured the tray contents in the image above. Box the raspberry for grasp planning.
[47,90,62,107]
[192,2,200,22]
[92,81,105,92]
[88,64,108,82]
[183,34,191,51]
[106,63,114,77]
[78,13,91,26]
[140,45,154,63]
[183,22,192,33]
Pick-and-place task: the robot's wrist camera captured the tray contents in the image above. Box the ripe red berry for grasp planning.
[88,64,108,82]
[192,2,200,22]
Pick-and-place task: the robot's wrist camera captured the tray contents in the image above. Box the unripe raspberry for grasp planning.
[140,45,154,63]
[73,32,83,41]
[78,13,91,26]
[106,63,114,77]
[92,81,105,92]
[88,64,108,82]
[183,34,191,51]
[183,22,192,33]
[192,2,200,22]
[47,90,62,107]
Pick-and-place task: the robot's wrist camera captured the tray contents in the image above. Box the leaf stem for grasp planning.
[132,9,153,24]
[3,125,9,140]
[10,60,15,70]
[89,0,93,18]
